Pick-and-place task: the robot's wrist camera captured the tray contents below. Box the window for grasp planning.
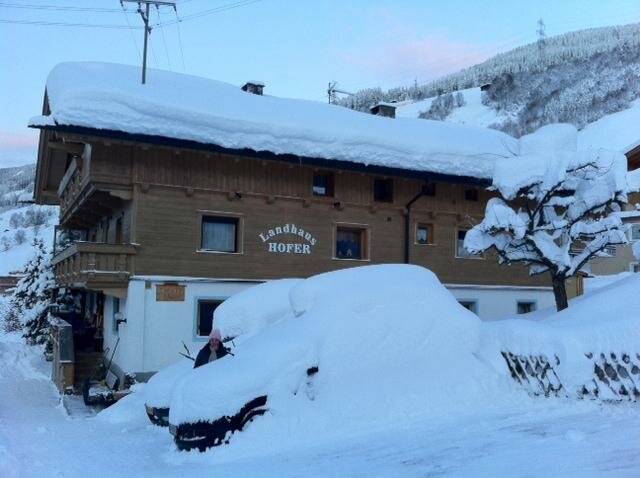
[632,263,640,273]
[517,301,536,314]
[464,188,479,201]
[201,216,239,252]
[456,229,477,258]
[416,223,434,245]
[313,172,334,197]
[112,297,120,334]
[196,299,224,337]
[458,300,478,314]
[335,226,368,260]
[631,224,640,241]
[373,178,393,203]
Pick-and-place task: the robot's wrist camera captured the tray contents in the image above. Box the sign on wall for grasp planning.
[156,283,186,302]
[258,223,317,254]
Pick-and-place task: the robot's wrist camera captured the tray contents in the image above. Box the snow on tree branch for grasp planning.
[464,124,630,311]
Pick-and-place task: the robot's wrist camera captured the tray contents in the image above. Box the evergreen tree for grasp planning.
[3,239,58,345]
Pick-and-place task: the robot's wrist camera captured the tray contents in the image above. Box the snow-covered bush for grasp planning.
[464,124,629,311]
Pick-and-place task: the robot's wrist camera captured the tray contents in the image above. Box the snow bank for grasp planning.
[214,279,301,340]
[584,272,634,294]
[33,62,518,180]
[169,265,502,430]
[578,98,640,153]
[96,383,149,425]
[482,273,640,395]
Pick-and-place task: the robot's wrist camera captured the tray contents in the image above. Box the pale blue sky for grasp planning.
[1,0,639,167]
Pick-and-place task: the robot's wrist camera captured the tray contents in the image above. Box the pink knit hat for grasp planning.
[209,329,222,341]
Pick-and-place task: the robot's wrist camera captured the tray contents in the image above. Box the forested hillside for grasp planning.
[339,23,640,137]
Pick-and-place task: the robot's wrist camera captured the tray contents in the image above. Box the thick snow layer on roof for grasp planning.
[491,124,628,200]
[578,99,640,153]
[32,62,518,179]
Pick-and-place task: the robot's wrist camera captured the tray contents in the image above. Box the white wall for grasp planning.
[105,278,554,377]
[113,279,257,375]
[446,285,555,320]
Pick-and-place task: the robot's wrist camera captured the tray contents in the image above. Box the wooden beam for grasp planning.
[47,141,84,155]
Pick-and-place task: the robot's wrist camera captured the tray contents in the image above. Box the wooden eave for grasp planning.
[626,144,640,171]
[29,123,492,187]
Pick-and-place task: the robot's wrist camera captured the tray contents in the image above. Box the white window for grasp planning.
[458,300,478,314]
[201,216,238,252]
[456,229,478,258]
[335,225,369,260]
[517,301,536,314]
[196,299,223,337]
[416,223,434,245]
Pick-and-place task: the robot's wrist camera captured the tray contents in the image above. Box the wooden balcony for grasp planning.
[52,242,138,292]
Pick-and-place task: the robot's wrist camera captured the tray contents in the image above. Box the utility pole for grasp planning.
[536,18,546,63]
[327,81,353,104]
[121,0,176,84]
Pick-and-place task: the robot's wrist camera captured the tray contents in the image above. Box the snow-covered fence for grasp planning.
[581,352,640,401]
[501,350,640,402]
[501,352,564,397]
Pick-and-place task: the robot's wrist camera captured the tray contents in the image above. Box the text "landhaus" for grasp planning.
[258,223,317,254]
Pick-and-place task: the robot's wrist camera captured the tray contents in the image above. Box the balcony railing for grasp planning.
[51,242,137,290]
[58,160,87,220]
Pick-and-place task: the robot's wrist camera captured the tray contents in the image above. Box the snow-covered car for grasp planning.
[144,358,193,426]
[169,264,490,451]
[144,279,300,427]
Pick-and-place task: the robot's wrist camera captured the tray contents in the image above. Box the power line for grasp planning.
[157,8,172,70]
[0,2,122,13]
[174,8,187,71]
[121,9,142,61]
[0,18,139,28]
[159,0,262,25]
[121,0,176,84]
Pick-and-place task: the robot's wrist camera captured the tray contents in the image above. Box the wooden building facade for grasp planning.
[32,65,559,380]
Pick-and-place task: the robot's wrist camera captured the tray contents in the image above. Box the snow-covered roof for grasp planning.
[29,62,518,180]
[578,99,640,154]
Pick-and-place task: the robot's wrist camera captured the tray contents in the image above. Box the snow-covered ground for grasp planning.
[4,265,640,477]
[396,87,502,128]
[2,330,640,478]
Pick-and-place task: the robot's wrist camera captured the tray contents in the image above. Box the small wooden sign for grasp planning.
[156,283,185,302]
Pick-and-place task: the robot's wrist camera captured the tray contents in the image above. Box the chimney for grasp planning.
[241,81,265,96]
[370,101,396,118]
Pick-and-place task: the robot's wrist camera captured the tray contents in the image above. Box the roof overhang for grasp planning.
[30,123,492,187]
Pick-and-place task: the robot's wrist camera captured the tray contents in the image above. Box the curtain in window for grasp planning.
[202,218,236,252]
[336,229,362,259]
